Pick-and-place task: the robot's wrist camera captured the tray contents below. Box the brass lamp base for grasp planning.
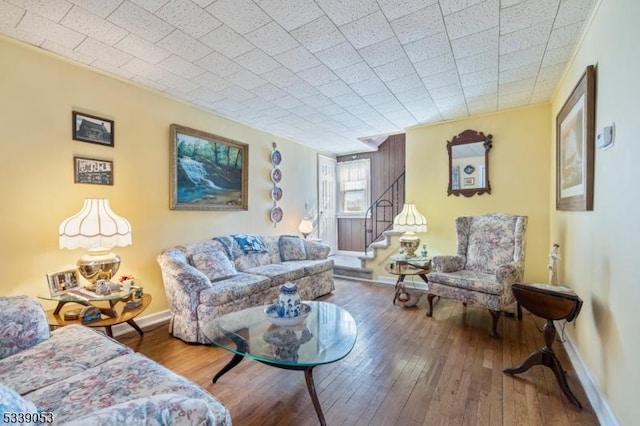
[77,252,121,290]
[399,232,420,257]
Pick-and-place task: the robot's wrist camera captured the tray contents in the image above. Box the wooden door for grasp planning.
[317,155,337,254]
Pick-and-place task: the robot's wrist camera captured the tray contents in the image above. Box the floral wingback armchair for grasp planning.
[426,213,528,338]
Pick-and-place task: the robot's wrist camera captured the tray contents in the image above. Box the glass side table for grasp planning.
[385,255,432,305]
[39,288,137,318]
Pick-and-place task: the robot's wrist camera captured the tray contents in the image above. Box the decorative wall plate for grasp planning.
[271,168,282,183]
[271,186,282,201]
[464,165,475,175]
[270,206,283,223]
[271,149,282,166]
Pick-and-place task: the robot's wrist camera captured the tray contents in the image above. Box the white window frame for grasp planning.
[336,159,371,218]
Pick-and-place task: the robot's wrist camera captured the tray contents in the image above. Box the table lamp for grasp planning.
[59,198,132,289]
[393,203,427,257]
[298,215,314,239]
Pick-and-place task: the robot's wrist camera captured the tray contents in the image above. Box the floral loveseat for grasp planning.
[157,234,334,344]
[0,295,231,425]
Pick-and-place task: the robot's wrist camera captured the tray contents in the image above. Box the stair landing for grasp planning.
[331,253,373,280]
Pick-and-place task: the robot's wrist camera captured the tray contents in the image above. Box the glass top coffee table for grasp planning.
[201,301,357,426]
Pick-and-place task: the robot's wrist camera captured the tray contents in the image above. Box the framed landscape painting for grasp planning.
[556,65,596,211]
[170,124,248,211]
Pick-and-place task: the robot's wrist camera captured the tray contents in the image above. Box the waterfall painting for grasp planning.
[170,124,248,210]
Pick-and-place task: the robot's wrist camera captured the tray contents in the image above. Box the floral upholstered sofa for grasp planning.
[157,234,334,343]
[0,295,231,425]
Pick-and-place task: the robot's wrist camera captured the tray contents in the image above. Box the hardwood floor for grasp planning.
[118,279,599,425]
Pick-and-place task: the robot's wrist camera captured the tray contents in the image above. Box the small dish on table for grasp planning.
[264,303,311,326]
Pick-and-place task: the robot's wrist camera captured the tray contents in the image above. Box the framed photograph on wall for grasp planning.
[72,111,114,146]
[46,269,80,297]
[74,156,113,185]
[170,124,248,211]
[556,65,596,211]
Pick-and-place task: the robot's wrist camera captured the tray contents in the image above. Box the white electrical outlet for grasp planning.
[596,123,615,150]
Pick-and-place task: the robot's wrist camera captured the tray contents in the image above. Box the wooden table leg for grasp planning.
[503,319,582,409]
[304,366,326,426]
[392,274,406,305]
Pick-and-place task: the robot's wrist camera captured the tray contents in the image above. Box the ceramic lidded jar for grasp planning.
[277,282,301,318]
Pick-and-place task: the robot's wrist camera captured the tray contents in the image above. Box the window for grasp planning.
[337,159,370,217]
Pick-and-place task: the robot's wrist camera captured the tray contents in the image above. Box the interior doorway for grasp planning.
[317,155,337,254]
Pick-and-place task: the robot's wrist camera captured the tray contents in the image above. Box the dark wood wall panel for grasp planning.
[336,134,406,251]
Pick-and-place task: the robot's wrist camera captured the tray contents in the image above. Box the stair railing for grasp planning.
[364,171,405,253]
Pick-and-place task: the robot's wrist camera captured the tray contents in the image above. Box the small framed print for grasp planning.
[73,111,114,146]
[46,269,80,296]
[74,156,113,185]
[463,177,475,186]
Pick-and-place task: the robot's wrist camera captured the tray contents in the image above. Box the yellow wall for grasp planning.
[0,36,320,315]
[549,0,636,423]
[382,105,551,283]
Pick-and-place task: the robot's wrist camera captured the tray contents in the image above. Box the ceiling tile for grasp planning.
[17,12,84,49]
[196,51,244,77]
[283,80,319,98]
[554,0,594,28]
[440,0,486,16]
[451,27,498,59]
[290,16,345,53]
[423,71,460,90]
[245,22,299,56]
[242,96,274,111]
[500,0,559,35]
[205,0,271,34]
[91,60,135,79]
[298,64,338,86]
[529,88,554,103]
[395,86,430,104]
[252,83,287,100]
[131,75,169,91]
[0,1,23,27]
[317,103,347,116]
[532,78,557,92]
[314,0,379,27]
[116,33,171,64]
[199,25,253,59]
[362,90,396,106]
[390,4,444,45]
[108,1,173,43]
[122,58,170,80]
[75,37,132,67]
[547,21,583,49]
[339,11,393,49]
[499,78,535,95]
[156,29,212,62]
[413,53,456,77]
[499,63,538,84]
[499,44,545,71]
[61,6,127,45]
[225,69,267,90]
[537,62,565,83]
[67,0,122,19]
[272,95,303,109]
[541,45,573,67]
[351,78,387,97]
[129,0,167,13]
[300,93,333,108]
[157,72,200,93]
[155,0,221,38]
[235,49,281,75]
[456,50,498,75]
[219,85,255,101]
[290,103,317,116]
[386,73,423,93]
[258,0,324,31]
[211,98,244,112]
[374,57,414,82]
[445,0,498,40]
[468,94,497,115]
[333,61,377,84]
[498,91,530,108]
[404,32,451,62]
[332,92,366,107]
[459,69,497,87]
[315,42,362,70]
[499,19,553,55]
[189,86,225,103]
[429,83,464,100]
[42,40,94,64]
[9,0,71,22]
[157,55,205,79]
[274,46,321,72]
[463,81,497,97]
[378,0,438,20]
[0,27,42,51]
[373,99,406,114]
[359,37,405,68]
[191,72,232,90]
[261,66,302,88]
[385,109,418,127]
[315,79,352,97]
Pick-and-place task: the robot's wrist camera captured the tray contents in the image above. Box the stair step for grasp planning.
[333,264,373,280]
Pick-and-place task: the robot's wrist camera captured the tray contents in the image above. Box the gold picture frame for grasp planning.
[556,65,596,211]
[46,269,81,296]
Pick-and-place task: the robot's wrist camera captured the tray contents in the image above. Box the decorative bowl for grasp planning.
[264,303,311,326]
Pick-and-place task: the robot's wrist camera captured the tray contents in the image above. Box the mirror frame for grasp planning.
[447,129,493,197]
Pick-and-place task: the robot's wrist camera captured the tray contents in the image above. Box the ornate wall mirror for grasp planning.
[447,129,493,197]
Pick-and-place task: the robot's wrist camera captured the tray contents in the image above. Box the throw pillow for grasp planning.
[231,234,268,253]
[190,250,237,282]
[0,383,39,415]
[279,236,307,261]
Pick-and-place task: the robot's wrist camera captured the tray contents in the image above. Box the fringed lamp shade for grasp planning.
[393,204,427,257]
[59,198,131,288]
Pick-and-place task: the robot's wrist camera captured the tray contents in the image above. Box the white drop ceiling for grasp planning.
[0,0,595,154]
